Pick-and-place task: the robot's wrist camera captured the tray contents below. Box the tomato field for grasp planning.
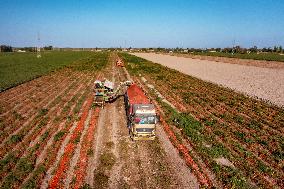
[0,52,108,188]
[0,51,283,188]
[120,53,284,188]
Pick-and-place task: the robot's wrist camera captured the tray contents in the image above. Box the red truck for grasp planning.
[125,84,158,140]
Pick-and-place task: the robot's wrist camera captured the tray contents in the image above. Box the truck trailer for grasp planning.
[125,84,158,140]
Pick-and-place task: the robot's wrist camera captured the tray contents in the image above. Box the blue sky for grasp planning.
[0,0,283,48]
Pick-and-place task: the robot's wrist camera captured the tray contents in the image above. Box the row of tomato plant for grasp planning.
[0,52,110,188]
[120,53,284,188]
[0,73,90,188]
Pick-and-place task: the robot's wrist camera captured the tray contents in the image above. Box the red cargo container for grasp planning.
[125,84,156,140]
[126,84,150,114]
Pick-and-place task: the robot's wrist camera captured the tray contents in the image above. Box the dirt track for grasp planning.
[132,53,284,107]
[92,54,199,189]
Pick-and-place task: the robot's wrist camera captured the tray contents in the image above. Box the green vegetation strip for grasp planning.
[186,51,284,62]
[0,51,97,91]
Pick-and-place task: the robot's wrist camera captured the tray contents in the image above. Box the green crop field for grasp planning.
[190,52,284,62]
[0,51,95,91]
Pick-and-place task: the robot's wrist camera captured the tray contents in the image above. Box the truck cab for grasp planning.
[125,84,158,140]
[130,104,157,140]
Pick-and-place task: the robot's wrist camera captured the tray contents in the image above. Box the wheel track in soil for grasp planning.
[84,105,106,187]
[109,58,160,188]
[141,79,220,187]
[107,64,122,189]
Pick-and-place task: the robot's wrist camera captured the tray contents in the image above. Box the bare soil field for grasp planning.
[164,52,284,69]
[132,53,284,107]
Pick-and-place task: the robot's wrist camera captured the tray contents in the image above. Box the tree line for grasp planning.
[139,46,284,54]
[0,45,13,52]
[0,45,53,52]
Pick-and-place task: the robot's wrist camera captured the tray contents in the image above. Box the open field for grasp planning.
[0,51,95,91]
[178,52,284,62]
[0,52,201,188]
[162,52,284,69]
[132,53,284,107]
[121,53,284,188]
[0,51,283,188]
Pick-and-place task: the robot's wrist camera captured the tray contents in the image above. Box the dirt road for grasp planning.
[87,54,199,189]
[132,53,284,107]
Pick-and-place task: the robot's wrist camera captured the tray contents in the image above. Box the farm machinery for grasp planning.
[93,79,159,140]
[93,79,132,107]
[116,58,124,67]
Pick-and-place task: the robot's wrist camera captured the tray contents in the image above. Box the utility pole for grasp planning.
[232,39,235,55]
[37,32,41,58]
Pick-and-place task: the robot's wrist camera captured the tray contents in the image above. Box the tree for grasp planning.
[279,46,283,53]
[249,46,258,53]
[273,46,278,52]
[43,46,53,50]
[0,45,13,52]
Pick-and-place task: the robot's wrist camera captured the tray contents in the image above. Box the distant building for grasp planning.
[17,50,26,52]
